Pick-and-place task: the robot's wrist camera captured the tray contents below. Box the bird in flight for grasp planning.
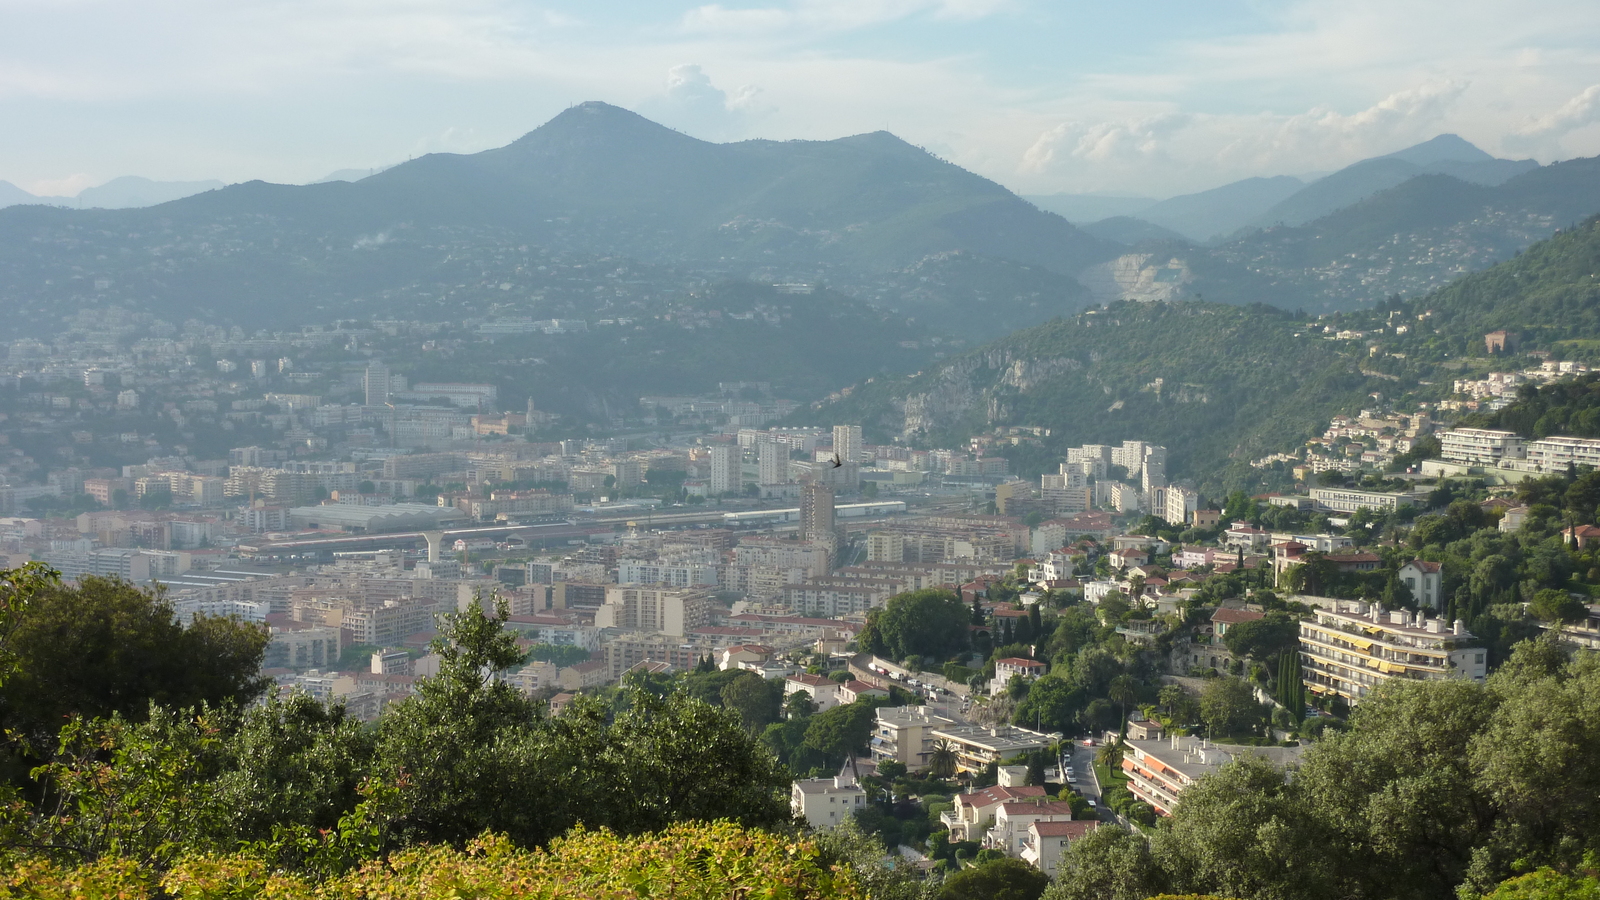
[829,453,843,468]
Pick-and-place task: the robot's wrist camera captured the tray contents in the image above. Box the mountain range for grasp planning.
[0,102,1114,337]
[3,105,1600,343]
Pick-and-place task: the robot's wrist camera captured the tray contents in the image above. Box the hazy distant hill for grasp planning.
[1079,136,1534,246]
[76,176,225,209]
[1079,216,1193,246]
[0,176,222,210]
[1133,176,1305,242]
[1249,134,1537,228]
[1023,193,1156,222]
[794,216,1600,493]
[0,102,1115,336]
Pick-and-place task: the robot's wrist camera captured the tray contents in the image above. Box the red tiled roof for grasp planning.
[1210,608,1266,625]
[1033,820,1099,838]
[787,673,835,687]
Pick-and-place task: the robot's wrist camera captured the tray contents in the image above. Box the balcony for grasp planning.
[940,810,963,833]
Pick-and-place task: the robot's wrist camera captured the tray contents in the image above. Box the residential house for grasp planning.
[791,764,870,830]
[987,800,1078,856]
[1397,560,1443,608]
[990,657,1048,695]
[1022,821,1099,877]
[940,784,1047,841]
[785,673,842,712]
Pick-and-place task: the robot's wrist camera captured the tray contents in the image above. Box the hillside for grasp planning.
[0,102,1114,339]
[794,300,1383,493]
[799,216,1600,493]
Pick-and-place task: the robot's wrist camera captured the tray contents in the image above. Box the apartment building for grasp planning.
[871,705,958,770]
[1439,428,1526,466]
[594,585,712,636]
[927,724,1057,774]
[1309,487,1427,514]
[1300,600,1486,705]
[782,577,896,617]
[1122,723,1304,816]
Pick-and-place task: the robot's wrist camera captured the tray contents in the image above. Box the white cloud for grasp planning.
[681,0,1005,37]
[636,64,767,141]
[1507,84,1600,153]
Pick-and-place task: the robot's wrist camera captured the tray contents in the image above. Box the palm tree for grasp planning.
[1109,674,1138,728]
[1095,737,1123,772]
[929,739,959,780]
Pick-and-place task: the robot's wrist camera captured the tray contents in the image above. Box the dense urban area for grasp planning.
[5,102,1600,900]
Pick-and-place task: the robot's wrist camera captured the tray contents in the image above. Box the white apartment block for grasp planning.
[707,443,740,495]
[616,560,720,589]
[1310,487,1427,514]
[757,440,787,486]
[1526,435,1600,472]
[595,585,712,636]
[1300,600,1487,706]
[834,425,864,463]
[1163,485,1199,528]
[1439,428,1526,466]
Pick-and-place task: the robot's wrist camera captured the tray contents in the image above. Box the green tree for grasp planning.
[1221,612,1301,662]
[1199,676,1260,737]
[1042,824,1166,900]
[864,589,971,661]
[803,701,878,764]
[938,856,1050,900]
[720,671,780,734]
[0,575,269,747]
[1528,588,1587,623]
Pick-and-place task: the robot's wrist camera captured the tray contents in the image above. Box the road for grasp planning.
[1058,739,1104,808]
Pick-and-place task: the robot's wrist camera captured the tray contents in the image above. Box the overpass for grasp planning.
[234,507,736,560]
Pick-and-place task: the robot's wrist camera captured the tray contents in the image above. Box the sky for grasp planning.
[2,0,1599,199]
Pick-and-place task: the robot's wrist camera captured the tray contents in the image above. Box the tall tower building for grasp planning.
[801,481,836,545]
[833,425,863,464]
[757,440,786,486]
[708,443,740,495]
[364,362,391,406]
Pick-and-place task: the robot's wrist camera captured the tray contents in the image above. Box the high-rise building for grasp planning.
[364,362,391,406]
[708,443,740,495]
[833,425,863,464]
[758,440,786,486]
[801,481,835,544]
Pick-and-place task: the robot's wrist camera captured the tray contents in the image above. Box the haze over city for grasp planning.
[4,0,1600,197]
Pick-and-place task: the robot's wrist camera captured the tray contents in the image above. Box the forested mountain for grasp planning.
[0,102,1113,338]
[796,216,1600,494]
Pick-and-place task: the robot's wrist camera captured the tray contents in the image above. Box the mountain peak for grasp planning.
[512,101,705,146]
[1382,134,1496,166]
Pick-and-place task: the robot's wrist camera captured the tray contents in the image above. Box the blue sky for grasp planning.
[2,0,1598,198]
